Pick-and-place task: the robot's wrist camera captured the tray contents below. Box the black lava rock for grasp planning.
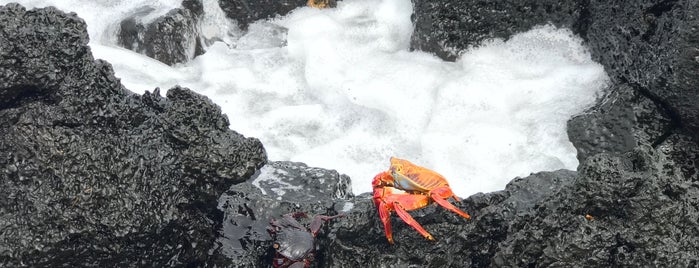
[493,146,699,267]
[325,145,699,267]
[118,0,205,65]
[217,0,308,30]
[4,0,699,267]
[411,0,586,61]
[569,0,699,151]
[324,170,577,267]
[412,0,699,149]
[319,0,697,265]
[567,83,666,162]
[217,161,352,267]
[0,3,266,266]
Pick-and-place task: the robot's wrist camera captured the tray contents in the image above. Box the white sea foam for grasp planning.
[251,165,303,199]
[2,0,609,197]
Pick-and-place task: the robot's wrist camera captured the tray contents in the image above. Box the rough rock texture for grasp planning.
[411,0,589,61]
[318,0,699,266]
[217,0,308,30]
[216,161,352,267]
[323,146,699,267]
[412,0,699,151]
[567,0,699,160]
[3,0,699,267]
[0,3,266,266]
[214,147,699,267]
[326,170,577,267]
[118,0,205,65]
[492,146,699,267]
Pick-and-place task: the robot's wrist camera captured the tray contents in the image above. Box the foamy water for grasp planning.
[3,0,609,197]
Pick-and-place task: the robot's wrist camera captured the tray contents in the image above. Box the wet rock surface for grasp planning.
[411,0,587,61]
[2,0,699,267]
[216,161,352,267]
[0,3,265,266]
[492,146,699,267]
[324,146,699,267]
[217,0,308,30]
[412,0,699,150]
[326,170,577,267]
[323,0,699,266]
[118,0,205,65]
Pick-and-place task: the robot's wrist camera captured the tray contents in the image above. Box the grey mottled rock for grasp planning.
[217,0,308,30]
[0,3,266,266]
[493,146,699,267]
[3,0,699,267]
[118,0,205,65]
[217,161,352,267]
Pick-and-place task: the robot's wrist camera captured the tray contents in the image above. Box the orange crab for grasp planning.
[372,157,470,244]
[307,0,336,8]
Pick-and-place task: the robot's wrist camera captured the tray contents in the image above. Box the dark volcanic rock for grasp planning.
[217,161,352,267]
[118,0,205,65]
[412,0,699,148]
[4,0,699,267]
[217,0,308,30]
[0,3,266,266]
[493,146,699,267]
[411,0,587,61]
[325,146,699,267]
[567,0,699,161]
[581,0,699,140]
[567,83,669,161]
[325,170,576,267]
[320,1,698,265]
[333,0,699,266]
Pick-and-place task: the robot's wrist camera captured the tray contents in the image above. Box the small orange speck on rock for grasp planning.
[585,214,594,221]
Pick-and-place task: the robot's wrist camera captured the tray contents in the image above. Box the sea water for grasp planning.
[2,0,609,197]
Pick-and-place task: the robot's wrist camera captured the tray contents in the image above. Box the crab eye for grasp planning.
[273,243,280,249]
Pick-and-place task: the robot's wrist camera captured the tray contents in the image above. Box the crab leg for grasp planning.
[430,187,471,220]
[309,214,345,236]
[375,194,394,244]
[281,212,310,230]
[392,199,434,241]
[374,186,434,243]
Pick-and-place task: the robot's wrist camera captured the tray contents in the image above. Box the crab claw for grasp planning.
[372,171,393,188]
[373,177,434,244]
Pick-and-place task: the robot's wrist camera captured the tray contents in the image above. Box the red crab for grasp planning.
[372,157,470,244]
[267,212,344,268]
